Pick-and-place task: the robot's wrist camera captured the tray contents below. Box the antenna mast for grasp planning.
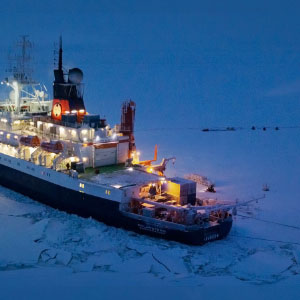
[7,35,35,84]
[58,36,63,71]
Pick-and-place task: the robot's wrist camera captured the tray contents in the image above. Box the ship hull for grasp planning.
[0,162,232,245]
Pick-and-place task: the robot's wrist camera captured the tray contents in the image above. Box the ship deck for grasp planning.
[79,165,161,189]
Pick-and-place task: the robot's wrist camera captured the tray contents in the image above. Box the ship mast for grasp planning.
[10,35,34,84]
[0,36,49,117]
[58,36,63,72]
[6,35,35,114]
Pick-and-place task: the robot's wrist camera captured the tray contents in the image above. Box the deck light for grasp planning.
[112,184,122,189]
[146,167,153,173]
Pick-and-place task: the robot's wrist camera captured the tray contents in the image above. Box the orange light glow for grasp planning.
[146,167,153,173]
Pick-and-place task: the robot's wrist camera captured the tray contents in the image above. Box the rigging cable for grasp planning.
[230,234,300,246]
[231,214,300,246]
[236,213,300,230]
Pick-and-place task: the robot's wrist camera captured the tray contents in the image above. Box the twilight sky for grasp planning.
[0,0,300,129]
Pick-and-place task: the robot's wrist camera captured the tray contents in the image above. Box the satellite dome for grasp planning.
[68,68,83,84]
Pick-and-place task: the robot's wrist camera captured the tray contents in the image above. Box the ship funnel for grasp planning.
[52,36,86,121]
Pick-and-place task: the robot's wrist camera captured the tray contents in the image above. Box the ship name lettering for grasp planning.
[138,224,166,235]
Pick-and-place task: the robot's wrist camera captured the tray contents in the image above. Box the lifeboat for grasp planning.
[19,135,40,147]
[41,140,63,153]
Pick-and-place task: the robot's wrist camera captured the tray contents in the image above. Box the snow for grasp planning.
[0,131,300,298]
[90,168,160,188]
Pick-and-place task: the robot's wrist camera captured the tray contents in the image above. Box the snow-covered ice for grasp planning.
[0,130,300,299]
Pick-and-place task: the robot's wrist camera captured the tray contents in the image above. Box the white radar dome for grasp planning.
[68,68,83,84]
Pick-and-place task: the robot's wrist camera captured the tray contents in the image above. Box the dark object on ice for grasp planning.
[202,128,209,132]
[226,127,235,131]
[262,184,270,192]
[263,127,266,131]
[206,184,216,193]
[251,126,256,130]
[275,127,279,130]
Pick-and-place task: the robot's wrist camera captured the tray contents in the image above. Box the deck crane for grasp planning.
[137,144,158,166]
[147,156,176,176]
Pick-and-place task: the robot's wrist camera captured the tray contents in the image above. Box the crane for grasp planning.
[147,156,176,176]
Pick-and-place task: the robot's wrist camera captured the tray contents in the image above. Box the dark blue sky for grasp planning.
[1,0,300,128]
